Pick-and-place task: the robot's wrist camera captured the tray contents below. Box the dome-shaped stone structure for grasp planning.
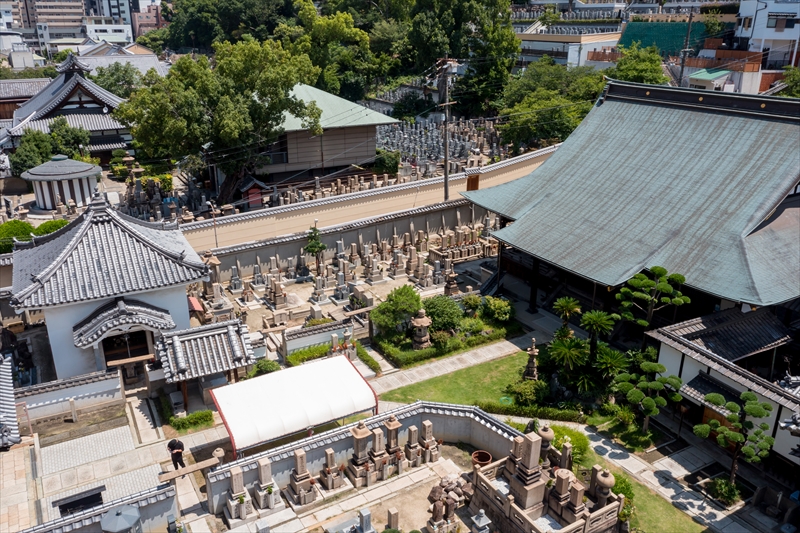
[21,154,102,210]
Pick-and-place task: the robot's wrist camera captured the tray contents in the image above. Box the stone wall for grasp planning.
[205,402,522,514]
[15,370,123,422]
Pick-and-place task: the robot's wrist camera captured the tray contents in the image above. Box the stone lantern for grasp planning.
[595,468,615,508]
[537,423,555,467]
[524,338,539,380]
[411,309,432,350]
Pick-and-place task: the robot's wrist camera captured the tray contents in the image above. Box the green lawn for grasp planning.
[380,351,527,404]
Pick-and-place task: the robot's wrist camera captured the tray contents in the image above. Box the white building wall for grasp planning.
[41,284,191,379]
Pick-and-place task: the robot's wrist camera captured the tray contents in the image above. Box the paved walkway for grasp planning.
[0,443,36,532]
[368,336,530,395]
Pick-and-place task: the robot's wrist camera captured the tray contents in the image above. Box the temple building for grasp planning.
[0,54,131,163]
[463,81,800,323]
[10,193,209,379]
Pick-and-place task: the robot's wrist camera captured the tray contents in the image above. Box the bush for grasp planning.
[0,220,34,253]
[481,296,514,322]
[111,164,127,177]
[246,359,281,378]
[355,342,381,374]
[460,316,485,335]
[374,149,400,174]
[423,295,464,332]
[551,424,589,464]
[430,330,451,351]
[475,401,586,423]
[286,344,330,367]
[370,285,421,334]
[169,409,214,430]
[32,219,69,236]
[614,473,636,521]
[616,404,636,425]
[708,478,741,506]
[505,379,549,406]
[600,402,621,416]
[305,317,334,328]
[376,324,508,367]
[462,294,482,312]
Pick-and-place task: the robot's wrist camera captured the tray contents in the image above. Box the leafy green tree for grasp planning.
[580,310,618,362]
[369,19,409,56]
[481,295,514,322]
[505,378,549,406]
[536,5,561,27]
[49,117,90,158]
[498,89,591,149]
[10,129,52,176]
[693,391,774,484]
[614,361,682,433]
[407,10,449,70]
[702,9,725,39]
[304,226,327,275]
[136,27,169,55]
[607,42,668,85]
[116,39,321,201]
[391,92,433,122]
[374,149,399,174]
[0,220,34,253]
[246,359,281,378]
[0,66,58,79]
[616,266,691,336]
[33,219,70,236]
[215,0,291,41]
[91,62,143,98]
[782,66,800,98]
[370,284,422,333]
[501,55,604,109]
[548,337,588,372]
[423,295,464,331]
[166,0,224,48]
[52,49,74,63]
[553,296,581,329]
[594,345,630,381]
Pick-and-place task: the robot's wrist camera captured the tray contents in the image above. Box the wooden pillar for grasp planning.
[181,381,188,410]
[528,257,540,313]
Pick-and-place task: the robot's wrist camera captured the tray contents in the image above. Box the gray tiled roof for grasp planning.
[156,319,255,383]
[0,353,21,447]
[9,113,126,136]
[10,194,208,309]
[463,81,800,306]
[73,298,176,348]
[661,308,792,362]
[77,54,169,77]
[0,78,52,99]
[22,154,102,183]
[88,141,128,152]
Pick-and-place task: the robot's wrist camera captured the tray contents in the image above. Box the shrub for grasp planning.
[32,219,69,236]
[110,148,128,164]
[614,473,636,521]
[376,324,508,367]
[462,294,481,312]
[616,404,636,425]
[246,359,281,378]
[355,342,381,374]
[374,149,400,174]
[305,317,334,328]
[423,295,464,332]
[460,316,485,335]
[600,402,620,416]
[286,344,330,367]
[370,285,421,334]
[481,296,514,322]
[169,409,214,430]
[505,379,549,406]
[475,401,586,423]
[111,164,127,177]
[156,388,174,423]
[430,330,451,351]
[708,478,741,506]
[0,220,34,253]
[156,173,173,193]
[551,425,589,464]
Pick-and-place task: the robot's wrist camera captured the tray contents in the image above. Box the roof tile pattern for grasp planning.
[156,319,255,383]
[73,298,177,348]
[0,79,52,99]
[0,354,21,447]
[11,195,208,309]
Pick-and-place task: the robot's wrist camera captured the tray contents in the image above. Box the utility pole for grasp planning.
[442,55,450,202]
[678,9,695,88]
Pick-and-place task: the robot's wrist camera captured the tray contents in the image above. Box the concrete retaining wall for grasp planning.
[15,371,123,422]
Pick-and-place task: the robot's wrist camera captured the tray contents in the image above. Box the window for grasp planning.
[744,17,752,30]
[767,17,777,28]
[786,19,796,28]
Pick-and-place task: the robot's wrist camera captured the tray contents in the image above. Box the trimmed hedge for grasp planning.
[475,401,586,423]
[551,424,590,464]
[356,342,381,374]
[286,344,330,367]
[169,409,214,430]
[376,325,509,367]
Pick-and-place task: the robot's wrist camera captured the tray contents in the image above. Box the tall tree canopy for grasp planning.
[115,39,321,198]
[10,118,90,176]
[607,42,669,85]
[90,62,143,98]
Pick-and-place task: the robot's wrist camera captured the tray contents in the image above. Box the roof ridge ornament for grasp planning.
[55,53,92,75]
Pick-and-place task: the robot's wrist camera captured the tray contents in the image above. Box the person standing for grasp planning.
[167,438,185,470]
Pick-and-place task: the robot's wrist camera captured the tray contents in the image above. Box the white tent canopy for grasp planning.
[212,355,377,453]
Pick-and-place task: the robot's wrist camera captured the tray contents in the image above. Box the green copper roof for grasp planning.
[281,84,398,132]
[463,81,800,306]
[690,69,730,81]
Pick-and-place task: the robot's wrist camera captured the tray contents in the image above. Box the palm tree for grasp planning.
[548,337,588,372]
[594,345,630,380]
[580,310,617,362]
[553,297,581,329]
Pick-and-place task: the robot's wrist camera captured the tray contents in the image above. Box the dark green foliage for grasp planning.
[32,220,70,236]
[708,478,741,506]
[374,149,400,174]
[462,294,481,312]
[304,226,327,256]
[305,318,334,327]
[594,345,630,379]
[551,424,589,464]
[459,316,485,335]
[0,66,58,79]
[0,220,34,253]
[615,404,636,425]
[481,295,514,322]
[370,285,422,333]
[136,27,169,55]
[548,337,588,372]
[430,330,451,351]
[505,379,549,406]
[423,295,463,331]
[783,66,800,98]
[475,401,586,423]
[169,409,214,430]
[52,49,75,63]
[286,344,331,367]
[90,62,142,98]
[245,359,281,378]
[49,117,91,158]
[616,265,690,328]
[581,310,618,361]
[613,473,636,521]
[599,401,621,416]
[606,42,669,85]
[391,92,433,122]
[157,388,174,422]
[693,391,774,484]
[355,342,381,373]
[615,361,682,432]
[10,130,52,177]
[552,296,581,328]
